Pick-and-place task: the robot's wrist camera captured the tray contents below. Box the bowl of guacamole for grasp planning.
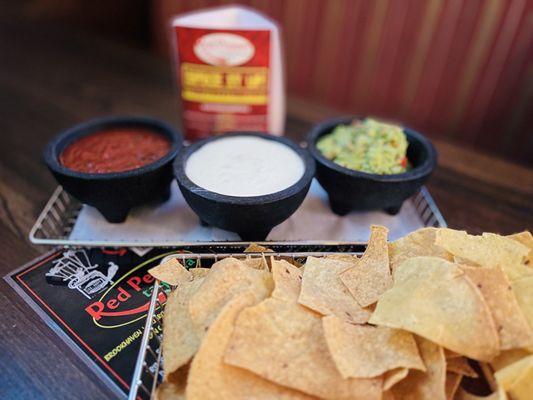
[316,118,409,175]
[307,116,437,215]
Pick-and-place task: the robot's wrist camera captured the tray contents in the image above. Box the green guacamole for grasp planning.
[316,118,409,174]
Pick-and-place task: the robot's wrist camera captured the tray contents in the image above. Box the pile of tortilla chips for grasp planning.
[149,227,533,400]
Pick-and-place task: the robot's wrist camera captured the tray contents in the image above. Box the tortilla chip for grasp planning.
[455,388,508,400]
[224,298,383,400]
[435,229,532,281]
[322,315,425,378]
[435,229,528,266]
[156,381,185,400]
[494,354,533,387]
[508,231,533,265]
[186,293,313,400]
[149,258,192,285]
[491,349,531,371]
[383,368,409,391]
[454,255,475,265]
[188,257,273,339]
[480,361,498,392]
[277,256,306,268]
[326,254,359,263]
[481,233,533,281]
[508,231,533,246]
[506,366,533,400]
[389,227,453,272]
[190,267,210,278]
[382,391,397,400]
[494,355,533,400]
[460,266,533,350]
[391,253,462,287]
[444,349,462,359]
[244,243,274,253]
[445,372,462,400]
[511,275,533,333]
[298,256,371,324]
[391,337,446,400]
[446,357,478,378]
[271,259,303,302]
[162,275,206,377]
[339,225,392,307]
[242,255,268,270]
[158,362,189,399]
[369,257,500,361]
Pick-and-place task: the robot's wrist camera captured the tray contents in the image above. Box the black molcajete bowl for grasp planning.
[307,116,437,216]
[174,132,315,241]
[44,116,182,223]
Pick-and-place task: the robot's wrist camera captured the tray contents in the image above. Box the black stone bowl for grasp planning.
[307,116,437,216]
[174,132,315,241]
[44,116,182,223]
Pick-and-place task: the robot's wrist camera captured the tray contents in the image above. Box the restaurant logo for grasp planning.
[84,252,177,329]
[193,33,255,66]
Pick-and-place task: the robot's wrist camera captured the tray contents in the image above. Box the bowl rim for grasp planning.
[44,115,183,180]
[306,116,437,182]
[174,132,316,205]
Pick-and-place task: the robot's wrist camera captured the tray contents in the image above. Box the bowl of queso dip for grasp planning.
[307,116,437,216]
[44,116,182,222]
[174,133,315,241]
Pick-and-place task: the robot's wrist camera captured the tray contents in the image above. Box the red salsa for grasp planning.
[60,128,172,173]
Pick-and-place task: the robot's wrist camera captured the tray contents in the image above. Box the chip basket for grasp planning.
[128,247,499,400]
[128,250,363,400]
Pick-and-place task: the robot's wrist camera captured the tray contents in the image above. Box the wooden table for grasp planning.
[0,21,531,400]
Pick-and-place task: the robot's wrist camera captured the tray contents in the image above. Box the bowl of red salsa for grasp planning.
[44,116,182,222]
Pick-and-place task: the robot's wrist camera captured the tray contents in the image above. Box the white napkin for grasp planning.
[69,180,425,244]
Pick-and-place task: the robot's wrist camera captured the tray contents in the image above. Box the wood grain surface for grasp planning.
[0,20,531,400]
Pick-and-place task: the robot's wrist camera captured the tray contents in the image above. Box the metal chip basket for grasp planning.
[129,247,498,400]
[129,279,165,400]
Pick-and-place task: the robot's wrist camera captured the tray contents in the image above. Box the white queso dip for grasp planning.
[185,136,305,197]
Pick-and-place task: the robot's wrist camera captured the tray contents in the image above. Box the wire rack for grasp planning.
[29,186,446,247]
[128,250,363,400]
[129,279,164,400]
